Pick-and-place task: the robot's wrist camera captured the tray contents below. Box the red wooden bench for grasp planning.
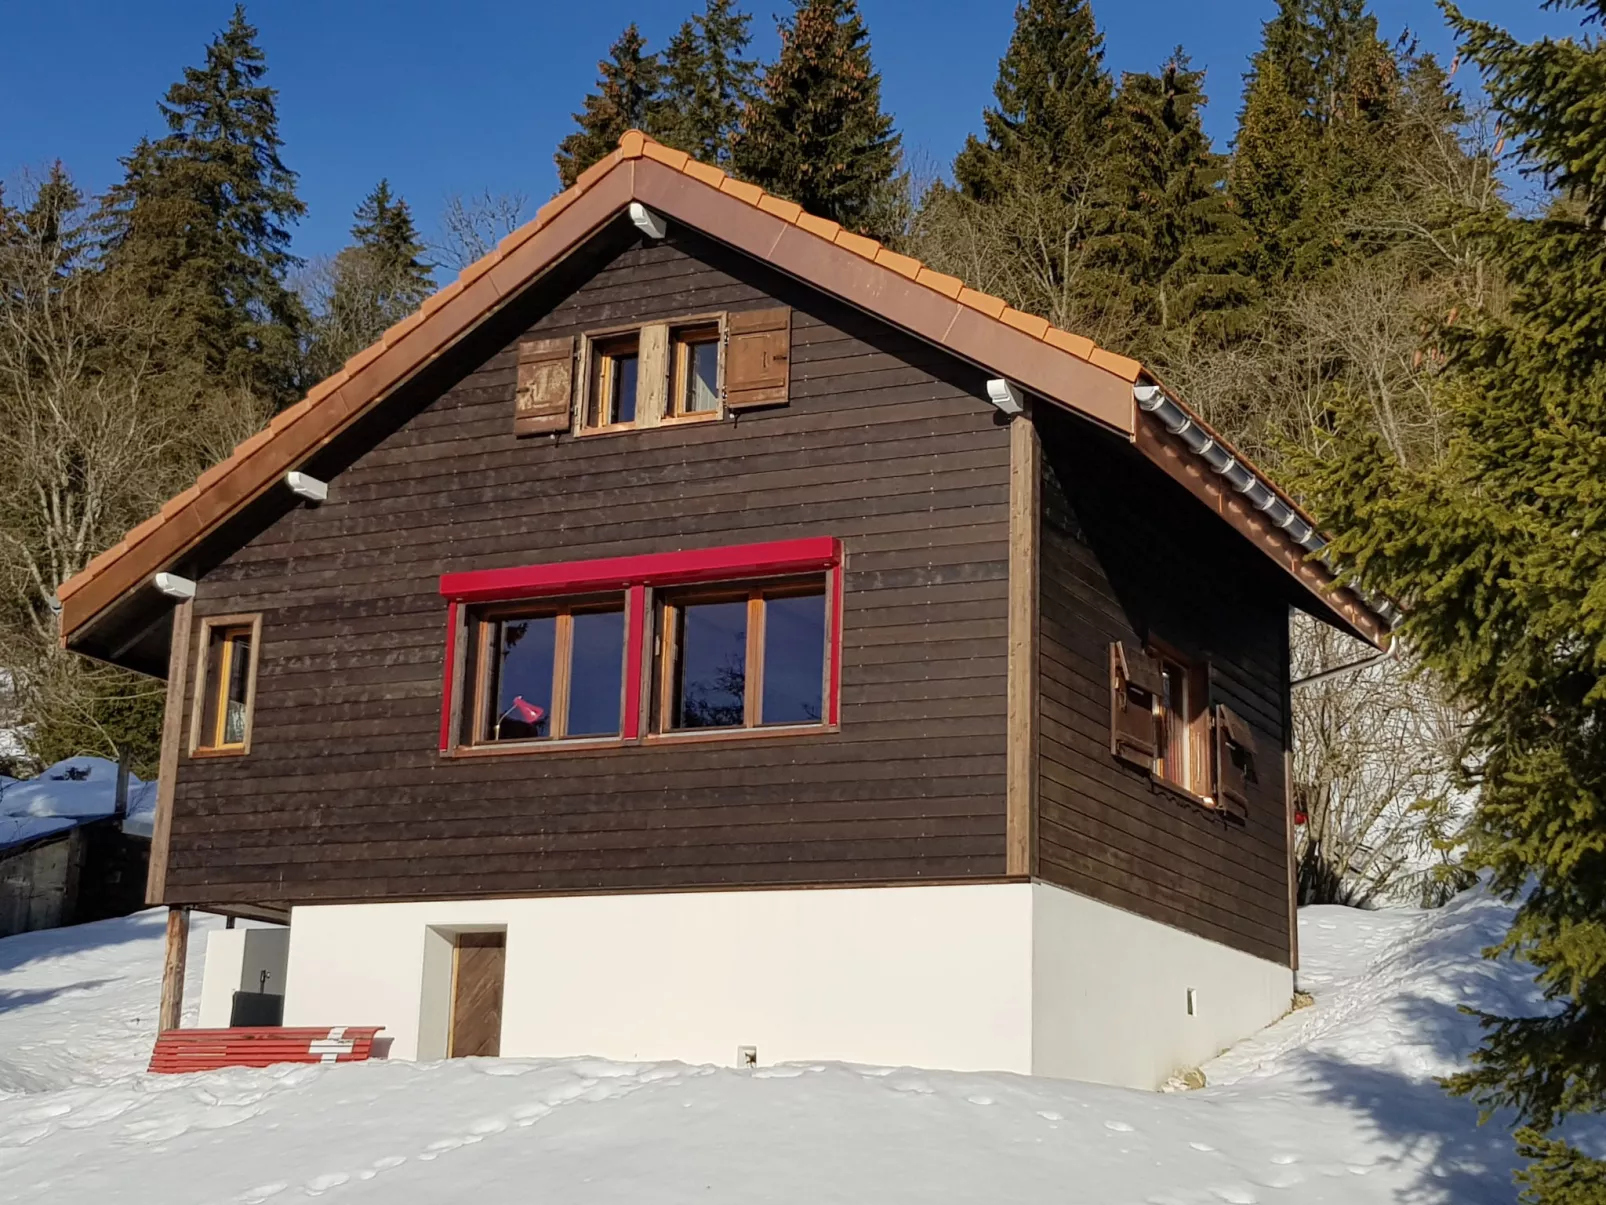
[148,1026,384,1074]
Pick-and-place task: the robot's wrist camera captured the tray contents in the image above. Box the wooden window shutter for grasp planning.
[1213,703,1257,819]
[724,308,790,410]
[514,335,575,436]
[1109,641,1160,770]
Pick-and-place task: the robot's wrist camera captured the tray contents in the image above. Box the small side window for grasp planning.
[192,616,261,755]
[1154,650,1209,798]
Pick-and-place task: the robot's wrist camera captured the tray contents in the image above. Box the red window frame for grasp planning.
[438,537,844,751]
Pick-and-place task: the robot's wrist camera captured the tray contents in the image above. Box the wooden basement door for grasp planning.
[448,932,506,1057]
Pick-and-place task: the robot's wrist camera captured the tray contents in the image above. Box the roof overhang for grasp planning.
[58,132,1391,670]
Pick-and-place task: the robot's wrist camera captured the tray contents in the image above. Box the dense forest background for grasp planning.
[4,3,1605,1198]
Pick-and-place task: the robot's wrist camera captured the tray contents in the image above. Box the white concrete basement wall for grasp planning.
[1030,881,1293,1088]
[267,881,1291,1086]
[280,884,1037,1070]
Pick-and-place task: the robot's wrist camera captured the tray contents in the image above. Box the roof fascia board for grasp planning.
[1133,417,1388,649]
[629,159,1136,437]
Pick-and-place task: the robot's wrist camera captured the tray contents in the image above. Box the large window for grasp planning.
[439,539,842,753]
[657,582,827,732]
[470,602,626,744]
[191,614,262,756]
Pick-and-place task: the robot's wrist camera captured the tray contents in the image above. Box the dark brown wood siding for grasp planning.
[164,226,1013,905]
[1034,406,1294,966]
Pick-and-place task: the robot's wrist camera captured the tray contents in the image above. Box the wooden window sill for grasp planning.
[445,736,627,758]
[190,746,248,759]
[645,723,837,747]
[660,411,723,427]
[440,724,837,758]
[1147,773,1236,820]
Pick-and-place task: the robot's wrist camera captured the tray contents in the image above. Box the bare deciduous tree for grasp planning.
[431,190,530,272]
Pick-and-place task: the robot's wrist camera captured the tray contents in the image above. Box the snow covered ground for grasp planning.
[0,887,1578,1204]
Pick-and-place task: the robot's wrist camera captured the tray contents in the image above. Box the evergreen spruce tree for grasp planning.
[1309,4,1606,1199]
[1112,53,1258,340]
[99,4,305,403]
[304,181,433,382]
[656,0,758,168]
[554,25,664,189]
[731,0,902,237]
[951,0,1115,204]
[1229,56,1316,284]
[1228,0,1401,284]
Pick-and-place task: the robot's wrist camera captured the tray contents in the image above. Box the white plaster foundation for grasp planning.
[268,881,1292,1089]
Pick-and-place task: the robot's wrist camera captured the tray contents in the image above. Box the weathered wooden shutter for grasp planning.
[1213,703,1256,819]
[1109,641,1161,770]
[513,335,575,436]
[724,308,790,410]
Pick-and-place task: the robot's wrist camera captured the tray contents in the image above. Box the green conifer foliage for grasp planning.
[1112,53,1258,339]
[99,4,305,403]
[731,0,902,237]
[304,181,434,382]
[1309,5,1606,1198]
[554,25,665,189]
[657,0,758,168]
[952,0,1114,204]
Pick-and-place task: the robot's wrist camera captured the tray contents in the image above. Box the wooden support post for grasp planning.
[159,906,190,1031]
[1005,413,1041,878]
[147,599,192,905]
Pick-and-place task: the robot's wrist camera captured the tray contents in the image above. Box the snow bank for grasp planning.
[0,887,1594,1204]
[0,758,158,850]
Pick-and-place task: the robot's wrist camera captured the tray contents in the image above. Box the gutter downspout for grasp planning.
[1290,636,1398,689]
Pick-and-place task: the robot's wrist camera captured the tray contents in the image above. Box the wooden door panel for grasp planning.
[449,932,506,1057]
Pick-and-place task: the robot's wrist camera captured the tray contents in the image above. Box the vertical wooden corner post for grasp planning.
[160,906,190,1031]
[154,600,194,1031]
[1006,411,1041,877]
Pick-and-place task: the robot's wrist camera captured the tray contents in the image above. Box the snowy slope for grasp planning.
[0,889,1582,1204]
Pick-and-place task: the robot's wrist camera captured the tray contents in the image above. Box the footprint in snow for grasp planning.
[1189,1141,1215,1152]
[1209,1186,1258,1204]
[303,1172,349,1195]
[1036,1111,1063,1122]
[966,1095,994,1106]
[1269,1153,1299,1165]
[470,1116,507,1135]
[236,1182,287,1203]
[1104,1120,1135,1133]
[372,1156,407,1171]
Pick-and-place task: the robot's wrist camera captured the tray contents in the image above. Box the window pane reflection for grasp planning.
[762,592,825,724]
[673,600,748,728]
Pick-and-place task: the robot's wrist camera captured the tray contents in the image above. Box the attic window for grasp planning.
[571,308,790,436]
[671,323,721,418]
[587,334,640,429]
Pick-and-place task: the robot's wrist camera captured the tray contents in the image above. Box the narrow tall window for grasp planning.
[657,581,827,732]
[671,324,721,417]
[194,617,260,755]
[472,601,625,744]
[586,335,639,429]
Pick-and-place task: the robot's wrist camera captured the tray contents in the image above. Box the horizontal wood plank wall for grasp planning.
[1034,407,1293,967]
[165,230,1012,905]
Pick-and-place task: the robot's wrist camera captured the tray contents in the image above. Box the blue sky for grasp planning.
[0,1,1576,263]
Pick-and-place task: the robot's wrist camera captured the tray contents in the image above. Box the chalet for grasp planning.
[56,132,1391,1090]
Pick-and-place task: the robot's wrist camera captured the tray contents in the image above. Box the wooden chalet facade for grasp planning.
[58,133,1390,1089]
